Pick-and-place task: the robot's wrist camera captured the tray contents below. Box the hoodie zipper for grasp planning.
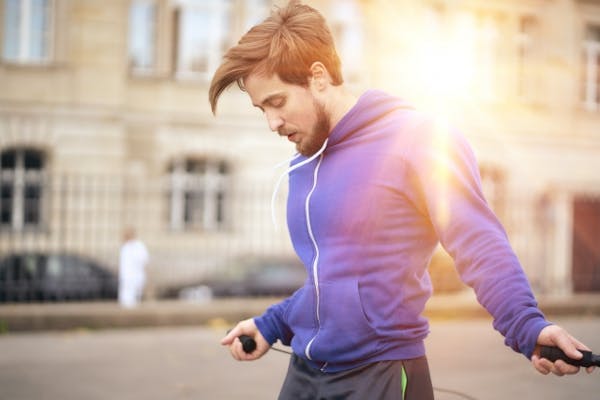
[270,139,329,367]
[304,152,324,363]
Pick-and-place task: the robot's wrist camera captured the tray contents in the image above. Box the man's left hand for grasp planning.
[532,324,595,376]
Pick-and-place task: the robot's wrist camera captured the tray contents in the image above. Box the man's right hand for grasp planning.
[221,318,270,361]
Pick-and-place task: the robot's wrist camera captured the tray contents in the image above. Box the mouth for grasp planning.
[280,131,298,143]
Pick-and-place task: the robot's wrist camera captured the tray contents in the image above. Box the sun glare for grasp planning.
[417,44,476,100]
[416,12,480,102]
[430,116,452,231]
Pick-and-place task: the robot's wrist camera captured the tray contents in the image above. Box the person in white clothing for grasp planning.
[118,227,149,308]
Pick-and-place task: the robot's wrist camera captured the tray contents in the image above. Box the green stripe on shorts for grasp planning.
[401,364,408,400]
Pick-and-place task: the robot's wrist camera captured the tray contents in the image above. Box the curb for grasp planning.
[1,293,599,333]
[0,298,276,332]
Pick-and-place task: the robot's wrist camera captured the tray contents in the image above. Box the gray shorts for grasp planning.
[278,354,434,400]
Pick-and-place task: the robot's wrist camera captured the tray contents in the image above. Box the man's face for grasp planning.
[244,72,330,157]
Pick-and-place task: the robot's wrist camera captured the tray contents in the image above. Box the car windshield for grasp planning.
[46,256,63,278]
[1,252,118,302]
[45,255,96,280]
[0,255,39,281]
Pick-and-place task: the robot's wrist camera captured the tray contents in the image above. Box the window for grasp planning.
[167,157,230,231]
[583,25,600,111]
[128,0,158,74]
[2,0,54,64]
[127,0,268,80]
[329,0,365,84]
[173,0,231,80]
[473,13,500,101]
[516,16,539,101]
[418,5,501,101]
[0,148,47,231]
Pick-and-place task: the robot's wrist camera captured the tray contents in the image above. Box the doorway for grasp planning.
[572,196,600,292]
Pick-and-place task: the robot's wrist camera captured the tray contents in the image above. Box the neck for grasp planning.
[325,86,358,131]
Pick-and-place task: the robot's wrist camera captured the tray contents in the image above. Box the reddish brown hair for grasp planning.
[209,0,343,114]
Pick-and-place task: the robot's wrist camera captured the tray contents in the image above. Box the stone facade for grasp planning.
[1,0,599,295]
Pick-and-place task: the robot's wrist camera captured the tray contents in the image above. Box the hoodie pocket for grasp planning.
[285,285,318,354]
[308,280,379,363]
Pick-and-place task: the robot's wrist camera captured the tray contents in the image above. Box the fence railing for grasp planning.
[2,172,598,301]
[0,172,295,299]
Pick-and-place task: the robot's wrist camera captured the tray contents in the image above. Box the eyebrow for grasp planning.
[253,93,285,109]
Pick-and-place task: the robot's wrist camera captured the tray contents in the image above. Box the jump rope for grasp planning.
[234,334,599,400]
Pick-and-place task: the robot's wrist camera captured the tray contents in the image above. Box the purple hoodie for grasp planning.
[254,90,550,372]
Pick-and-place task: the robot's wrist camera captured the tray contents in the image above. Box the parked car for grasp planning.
[166,257,308,300]
[0,252,118,302]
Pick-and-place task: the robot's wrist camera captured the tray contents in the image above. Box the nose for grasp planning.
[266,112,284,132]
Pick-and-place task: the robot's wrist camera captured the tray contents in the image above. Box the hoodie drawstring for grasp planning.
[270,139,329,227]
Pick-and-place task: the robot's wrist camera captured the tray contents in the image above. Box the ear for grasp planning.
[309,62,329,91]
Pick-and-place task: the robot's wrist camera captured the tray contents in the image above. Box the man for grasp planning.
[210,1,594,399]
[118,227,149,308]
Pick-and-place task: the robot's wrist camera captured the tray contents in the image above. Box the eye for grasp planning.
[270,97,286,108]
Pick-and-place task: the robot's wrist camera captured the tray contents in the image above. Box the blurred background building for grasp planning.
[0,0,599,298]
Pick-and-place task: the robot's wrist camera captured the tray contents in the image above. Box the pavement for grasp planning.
[2,319,599,400]
[1,291,600,332]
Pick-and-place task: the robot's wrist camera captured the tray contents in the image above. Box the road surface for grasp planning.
[0,317,598,399]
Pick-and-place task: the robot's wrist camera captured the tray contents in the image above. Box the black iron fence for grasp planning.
[1,172,598,302]
[0,172,295,301]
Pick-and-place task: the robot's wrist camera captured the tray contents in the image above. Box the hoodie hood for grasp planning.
[326,89,413,148]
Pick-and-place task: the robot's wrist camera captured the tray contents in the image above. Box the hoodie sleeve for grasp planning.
[254,297,295,346]
[402,116,550,358]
